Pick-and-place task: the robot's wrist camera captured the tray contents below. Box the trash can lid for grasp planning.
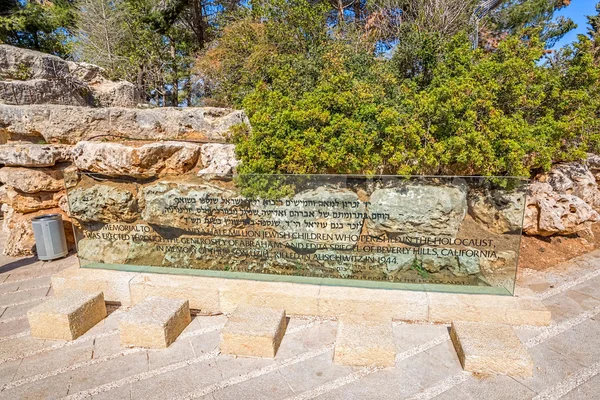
[31,214,61,221]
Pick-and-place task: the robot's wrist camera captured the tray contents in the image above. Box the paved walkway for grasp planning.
[0,237,599,399]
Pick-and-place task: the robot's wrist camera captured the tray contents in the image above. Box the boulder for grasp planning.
[89,80,138,108]
[0,143,71,167]
[524,182,600,236]
[68,184,139,223]
[197,143,240,176]
[0,104,248,144]
[468,189,525,234]
[5,188,64,213]
[588,153,600,182]
[71,141,201,177]
[0,166,65,193]
[545,162,600,211]
[367,184,467,238]
[2,206,74,257]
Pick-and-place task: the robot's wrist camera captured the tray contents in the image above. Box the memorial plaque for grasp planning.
[65,172,527,295]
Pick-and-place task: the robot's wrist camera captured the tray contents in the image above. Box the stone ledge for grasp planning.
[119,296,191,348]
[52,267,551,326]
[52,267,137,306]
[333,316,396,367]
[450,321,533,377]
[28,290,106,340]
[220,306,287,358]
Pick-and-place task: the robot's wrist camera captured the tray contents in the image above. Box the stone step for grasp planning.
[52,267,551,326]
[119,296,191,348]
[220,306,287,358]
[333,316,396,367]
[27,290,106,340]
[450,320,533,377]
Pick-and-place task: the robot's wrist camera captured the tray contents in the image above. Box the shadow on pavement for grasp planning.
[0,256,38,274]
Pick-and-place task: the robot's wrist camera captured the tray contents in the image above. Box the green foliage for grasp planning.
[0,0,76,57]
[232,8,599,179]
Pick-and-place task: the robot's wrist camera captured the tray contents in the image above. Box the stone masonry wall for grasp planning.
[0,44,599,258]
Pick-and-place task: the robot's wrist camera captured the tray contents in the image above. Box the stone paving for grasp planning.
[0,235,599,399]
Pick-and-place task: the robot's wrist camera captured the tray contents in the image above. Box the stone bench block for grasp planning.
[220,306,287,358]
[119,296,191,348]
[52,267,137,306]
[129,274,220,313]
[450,321,533,377]
[28,290,107,340]
[333,317,396,367]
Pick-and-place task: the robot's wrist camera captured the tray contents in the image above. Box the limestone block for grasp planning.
[333,316,396,367]
[119,297,191,348]
[220,306,287,358]
[450,321,533,377]
[27,290,107,340]
[129,274,220,313]
[0,143,71,167]
[317,286,428,321]
[51,267,137,306]
[428,292,551,326]
[0,166,65,193]
[219,280,320,315]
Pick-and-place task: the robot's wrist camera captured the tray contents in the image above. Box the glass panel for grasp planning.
[65,171,527,295]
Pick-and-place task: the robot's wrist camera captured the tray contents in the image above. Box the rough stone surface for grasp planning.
[546,162,600,211]
[67,184,139,223]
[4,187,64,213]
[367,184,467,238]
[468,188,525,234]
[27,290,107,340]
[89,79,138,108]
[0,143,71,167]
[0,166,65,193]
[197,143,240,176]
[119,296,191,348]
[450,321,533,377]
[71,141,201,177]
[524,181,600,236]
[220,306,287,358]
[0,44,138,107]
[0,104,248,144]
[0,78,90,106]
[333,316,396,368]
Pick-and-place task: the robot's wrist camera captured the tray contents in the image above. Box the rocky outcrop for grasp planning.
[546,162,600,211]
[0,166,65,193]
[468,189,525,234]
[197,143,240,176]
[0,143,71,167]
[71,141,201,177]
[367,184,467,238]
[0,44,137,107]
[0,104,248,144]
[524,181,600,236]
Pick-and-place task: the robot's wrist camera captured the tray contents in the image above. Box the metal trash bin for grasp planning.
[31,214,68,261]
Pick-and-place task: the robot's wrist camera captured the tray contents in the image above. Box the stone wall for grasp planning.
[0,44,599,258]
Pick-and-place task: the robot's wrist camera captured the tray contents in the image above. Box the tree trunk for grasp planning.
[170,42,178,107]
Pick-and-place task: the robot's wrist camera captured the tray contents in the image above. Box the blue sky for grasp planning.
[552,1,598,49]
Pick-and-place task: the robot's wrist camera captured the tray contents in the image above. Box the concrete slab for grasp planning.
[27,290,106,340]
[120,296,191,348]
[220,306,287,358]
[450,321,533,377]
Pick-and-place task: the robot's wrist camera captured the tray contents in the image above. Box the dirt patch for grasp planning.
[518,224,600,271]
